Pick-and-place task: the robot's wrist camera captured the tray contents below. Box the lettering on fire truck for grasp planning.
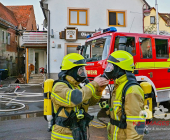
[86,70,97,75]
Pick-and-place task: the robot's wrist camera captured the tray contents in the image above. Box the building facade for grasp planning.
[0,2,41,83]
[0,2,18,76]
[40,0,150,79]
[144,8,170,34]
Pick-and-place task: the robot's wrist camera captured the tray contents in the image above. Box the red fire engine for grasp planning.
[82,27,170,106]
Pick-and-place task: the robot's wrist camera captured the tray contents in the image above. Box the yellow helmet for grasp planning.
[107,50,134,71]
[61,53,87,70]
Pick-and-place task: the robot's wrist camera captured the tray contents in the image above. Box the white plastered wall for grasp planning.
[44,0,145,75]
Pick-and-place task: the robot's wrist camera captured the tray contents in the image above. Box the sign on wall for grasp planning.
[59,27,95,41]
[65,28,78,41]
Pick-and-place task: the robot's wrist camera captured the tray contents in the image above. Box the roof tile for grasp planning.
[6,5,33,28]
[0,2,18,26]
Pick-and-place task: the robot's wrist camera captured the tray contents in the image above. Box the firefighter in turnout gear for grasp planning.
[51,53,109,140]
[103,50,145,140]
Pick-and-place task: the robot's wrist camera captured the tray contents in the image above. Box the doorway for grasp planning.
[35,53,39,74]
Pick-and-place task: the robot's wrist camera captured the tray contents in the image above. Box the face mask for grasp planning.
[77,66,87,77]
[104,63,119,80]
[76,66,87,82]
[68,66,87,82]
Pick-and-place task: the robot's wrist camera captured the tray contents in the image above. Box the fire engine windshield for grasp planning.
[83,36,111,62]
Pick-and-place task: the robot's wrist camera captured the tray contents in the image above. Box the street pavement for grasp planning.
[1,107,170,140]
[1,79,170,140]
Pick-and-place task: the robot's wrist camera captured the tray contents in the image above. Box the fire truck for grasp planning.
[80,27,170,106]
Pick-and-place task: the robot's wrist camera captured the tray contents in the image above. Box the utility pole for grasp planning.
[155,0,159,35]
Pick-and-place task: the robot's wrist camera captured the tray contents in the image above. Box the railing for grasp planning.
[22,32,47,45]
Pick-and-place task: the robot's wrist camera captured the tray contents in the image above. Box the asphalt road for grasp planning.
[1,84,170,140]
[0,115,108,140]
[1,107,170,140]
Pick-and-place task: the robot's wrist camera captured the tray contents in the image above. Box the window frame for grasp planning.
[150,16,155,24]
[7,33,11,45]
[108,11,126,27]
[69,9,88,25]
[155,38,169,59]
[114,36,136,56]
[139,37,153,59]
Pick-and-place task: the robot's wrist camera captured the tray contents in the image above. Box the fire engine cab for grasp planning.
[81,27,170,105]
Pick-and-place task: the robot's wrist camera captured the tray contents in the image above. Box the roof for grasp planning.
[159,13,170,24]
[143,0,150,8]
[6,5,34,28]
[0,2,18,26]
[149,7,170,24]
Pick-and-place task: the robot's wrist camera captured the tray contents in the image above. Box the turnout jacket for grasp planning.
[51,75,104,140]
[107,74,145,140]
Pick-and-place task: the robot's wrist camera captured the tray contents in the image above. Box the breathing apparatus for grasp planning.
[76,109,85,119]
[100,51,153,132]
[44,79,54,132]
[43,53,89,131]
[140,82,153,121]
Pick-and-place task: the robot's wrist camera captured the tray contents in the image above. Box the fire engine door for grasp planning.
[152,38,170,89]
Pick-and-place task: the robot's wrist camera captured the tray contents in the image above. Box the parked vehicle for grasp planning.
[81,27,170,106]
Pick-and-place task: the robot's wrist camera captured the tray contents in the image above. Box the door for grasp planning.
[152,38,170,89]
[136,37,155,80]
[35,53,39,74]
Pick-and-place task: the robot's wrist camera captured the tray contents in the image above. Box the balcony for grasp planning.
[21,31,47,47]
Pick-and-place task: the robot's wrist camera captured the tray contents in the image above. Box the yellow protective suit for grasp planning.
[51,75,104,140]
[107,74,145,140]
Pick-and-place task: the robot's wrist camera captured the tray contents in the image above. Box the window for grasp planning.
[8,33,11,45]
[2,31,6,43]
[150,16,155,24]
[114,36,136,56]
[69,9,87,25]
[84,36,111,62]
[139,38,152,59]
[109,11,125,26]
[67,45,79,54]
[155,39,169,58]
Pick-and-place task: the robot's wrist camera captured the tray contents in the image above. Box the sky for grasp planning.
[146,0,170,13]
[0,0,170,31]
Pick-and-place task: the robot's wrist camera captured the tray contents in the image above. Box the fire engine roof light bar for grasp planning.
[86,34,91,38]
[86,27,117,39]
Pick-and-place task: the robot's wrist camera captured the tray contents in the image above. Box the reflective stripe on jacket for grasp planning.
[107,74,145,140]
[51,75,103,140]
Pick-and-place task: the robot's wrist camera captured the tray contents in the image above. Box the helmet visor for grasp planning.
[105,63,114,72]
[77,66,87,77]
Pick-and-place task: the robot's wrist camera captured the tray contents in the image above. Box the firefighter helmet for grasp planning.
[61,53,87,70]
[107,50,134,71]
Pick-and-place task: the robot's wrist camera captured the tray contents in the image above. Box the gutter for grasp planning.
[40,0,51,79]
[143,0,151,9]
[0,17,18,31]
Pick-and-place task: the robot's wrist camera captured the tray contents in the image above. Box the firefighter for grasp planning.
[102,50,145,140]
[51,53,109,140]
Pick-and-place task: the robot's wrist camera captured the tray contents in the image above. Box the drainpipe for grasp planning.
[155,0,159,35]
[143,5,145,33]
[40,2,51,78]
